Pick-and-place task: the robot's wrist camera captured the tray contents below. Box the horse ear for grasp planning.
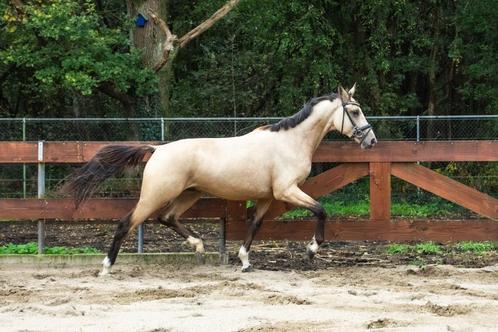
[348,83,356,97]
[338,85,349,102]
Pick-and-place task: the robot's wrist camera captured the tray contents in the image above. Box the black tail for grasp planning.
[62,144,155,208]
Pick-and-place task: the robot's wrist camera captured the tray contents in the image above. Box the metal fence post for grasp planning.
[137,224,144,253]
[160,118,165,141]
[416,115,420,142]
[37,141,46,254]
[416,116,421,196]
[22,118,26,199]
[219,218,227,264]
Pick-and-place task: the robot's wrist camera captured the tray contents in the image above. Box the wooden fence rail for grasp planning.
[0,141,497,246]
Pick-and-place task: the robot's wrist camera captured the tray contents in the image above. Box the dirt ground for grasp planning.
[1,221,498,331]
[1,263,498,332]
[1,220,497,269]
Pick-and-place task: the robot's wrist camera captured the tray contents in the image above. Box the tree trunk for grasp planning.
[427,6,440,141]
[127,0,171,117]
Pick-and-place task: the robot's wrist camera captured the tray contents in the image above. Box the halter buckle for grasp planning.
[352,127,365,138]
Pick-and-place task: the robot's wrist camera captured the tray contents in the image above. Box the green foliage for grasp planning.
[0,242,100,255]
[0,0,156,116]
[0,242,38,254]
[386,241,497,257]
[415,242,442,255]
[281,196,459,219]
[2,0,498,120]
[391,201,459,218]
[386,242,442,255]
[45,245,100,255]
[456,241,495,254]
[170,0,498,120]
[386,244,411,255]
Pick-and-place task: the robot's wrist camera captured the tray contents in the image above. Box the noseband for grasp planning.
[340,101,372,144]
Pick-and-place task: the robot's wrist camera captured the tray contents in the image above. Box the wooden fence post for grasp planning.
[369,162,391,222]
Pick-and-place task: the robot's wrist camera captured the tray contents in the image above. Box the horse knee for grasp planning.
[310,204,326,220]
[250,217,263,231]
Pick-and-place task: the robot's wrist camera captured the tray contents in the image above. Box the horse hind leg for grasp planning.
[157,190,205,263]
[100,196,171,276]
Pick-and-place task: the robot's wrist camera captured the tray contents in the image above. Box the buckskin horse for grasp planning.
[64,85,377,275]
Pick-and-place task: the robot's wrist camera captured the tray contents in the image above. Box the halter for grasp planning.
[340,101,372,144]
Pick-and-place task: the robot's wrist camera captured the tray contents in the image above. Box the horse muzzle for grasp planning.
[361,137,377,149]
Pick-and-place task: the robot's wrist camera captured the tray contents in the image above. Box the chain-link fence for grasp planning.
[0,116,496,219]
[0,115,497,141]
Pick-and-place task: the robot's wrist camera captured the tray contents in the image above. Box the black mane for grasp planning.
[268,93,338,132]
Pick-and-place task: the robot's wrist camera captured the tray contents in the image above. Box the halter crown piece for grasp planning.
[340,101,372,144]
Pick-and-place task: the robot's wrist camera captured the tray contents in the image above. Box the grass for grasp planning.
[456,241,495,254]
[0,242,100,255]
[386,241,497,257]
[391,201,458,218]
[281,201,369,219]
[385,244,411,255]
[281,199,459,219]
[414,242,442,254]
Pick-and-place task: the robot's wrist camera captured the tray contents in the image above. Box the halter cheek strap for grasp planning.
[340,102,372,144]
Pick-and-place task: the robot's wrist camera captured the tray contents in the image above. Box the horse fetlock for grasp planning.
[238,246,251,271]
[186,236,205,254]
[99,256,112,276]
[306,237,319,260]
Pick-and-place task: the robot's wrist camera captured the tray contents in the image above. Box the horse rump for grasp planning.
[61,144,155,208]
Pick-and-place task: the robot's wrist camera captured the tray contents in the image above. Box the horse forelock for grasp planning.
[267,93,339,132]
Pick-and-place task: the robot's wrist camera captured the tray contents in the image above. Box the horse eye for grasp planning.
[352,110,360,117]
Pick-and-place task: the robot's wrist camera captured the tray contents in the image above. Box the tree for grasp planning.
[0,0,157,117]
[127,0,240,116]
[1,0,497,121]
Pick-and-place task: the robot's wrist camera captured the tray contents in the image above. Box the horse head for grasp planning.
[334,84,377,149]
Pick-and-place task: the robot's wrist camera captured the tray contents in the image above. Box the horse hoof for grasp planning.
[241,265,253,273]
[306,247,316,261]
[99,269,111,277]
[196,252,206,265]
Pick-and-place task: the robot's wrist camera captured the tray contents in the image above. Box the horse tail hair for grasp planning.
[62,144,156,208]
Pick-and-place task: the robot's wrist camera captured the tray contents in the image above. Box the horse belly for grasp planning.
[194,168,273,200]
[171,136,274,200]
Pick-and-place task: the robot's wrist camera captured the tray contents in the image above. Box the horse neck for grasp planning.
[283,99,340,159]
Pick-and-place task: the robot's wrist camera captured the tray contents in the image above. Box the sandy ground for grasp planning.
[1,263,498,332]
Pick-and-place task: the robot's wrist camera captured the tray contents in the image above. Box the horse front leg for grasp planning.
[275,185,326,260]
[238,199,272,272]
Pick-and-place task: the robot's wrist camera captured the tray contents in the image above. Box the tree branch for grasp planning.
[178,0,240,48]
[98,82,134,107]
[148,11,177,72]
[149,0,240,72]
[148,11,174,41]
[10,0,24,17]
[11,0,23,8]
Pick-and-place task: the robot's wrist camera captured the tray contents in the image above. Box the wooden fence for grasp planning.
[0,140,497,252]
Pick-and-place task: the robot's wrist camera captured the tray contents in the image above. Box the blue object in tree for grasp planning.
[135,14,148,28]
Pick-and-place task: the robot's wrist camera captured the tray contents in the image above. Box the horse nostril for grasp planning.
[371,138,377,145]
